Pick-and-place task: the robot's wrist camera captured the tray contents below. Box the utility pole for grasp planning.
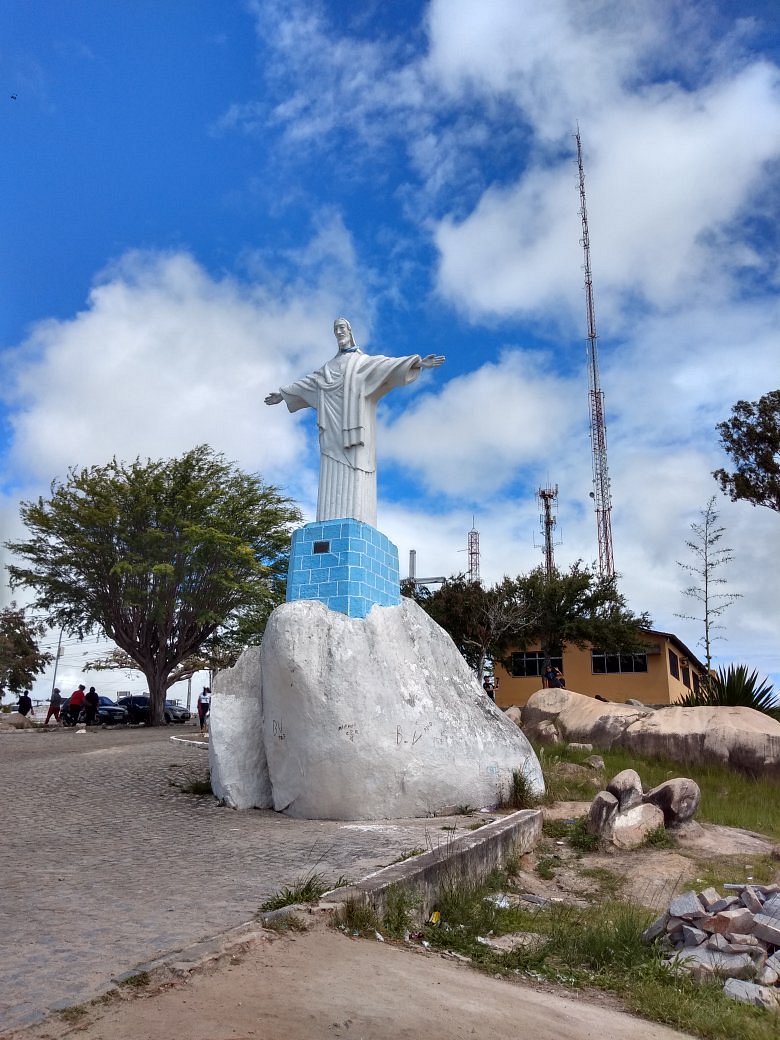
[576,128,615,579]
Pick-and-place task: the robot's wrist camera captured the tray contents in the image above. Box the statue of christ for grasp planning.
[265,318,445,527]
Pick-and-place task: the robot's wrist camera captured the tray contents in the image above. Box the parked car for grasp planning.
[116,695,190,724]
[96,696,129,725]
[164,700,191,723]
[61,696,128,726]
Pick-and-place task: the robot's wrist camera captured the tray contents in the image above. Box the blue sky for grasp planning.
[1,0,779,698]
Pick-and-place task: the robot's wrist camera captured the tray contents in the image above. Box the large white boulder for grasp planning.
[259,598,544,819]
[210,647,272,810]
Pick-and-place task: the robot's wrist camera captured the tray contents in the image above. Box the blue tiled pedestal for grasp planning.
[287,519,401,619]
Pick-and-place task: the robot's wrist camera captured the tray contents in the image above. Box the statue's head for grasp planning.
[333,318,358,352]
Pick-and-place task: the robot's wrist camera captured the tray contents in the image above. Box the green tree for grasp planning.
[402,575,532,683]
[509,562,651,671]
[675,496,740,672]
[0,602,53,698]
[713,389,780,512]
[6,445,301,724]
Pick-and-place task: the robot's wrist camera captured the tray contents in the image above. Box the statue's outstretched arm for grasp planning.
[265,392,283,405]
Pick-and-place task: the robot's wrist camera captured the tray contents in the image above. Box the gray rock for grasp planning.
[757,963,779,986]
[584,755,605,771]
[707,933,733,952]
[643,777,701,825]
[611,802,665,849]
[525,719,561,745]
[681,925,708,946]
[752,912,780,946]
[710,907,755,935]
[723,978,780,1010]
[587,790,619,837]
[698,887,724,911]
[641,912,670,943]
[567,742,593,753]
[740,886,764,913]
[675,947,756,979]
[706,895,739,913]
[669,891,706,920]
[606,768,643,812]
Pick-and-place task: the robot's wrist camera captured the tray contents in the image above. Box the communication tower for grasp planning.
[467,518,480,584]
[537,486,559,578]
[576,129,615,578]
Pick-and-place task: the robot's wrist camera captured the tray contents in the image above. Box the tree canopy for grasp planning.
[509,563,651,666]
[401,575,532,682]
[6,445,301,723]
[0,602,53,698]
[713,389,780,512]
[403,563,650,680]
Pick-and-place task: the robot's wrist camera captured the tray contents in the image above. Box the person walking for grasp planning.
[45,687,63,725]
[84,686,100,726]
[197,687,211,736]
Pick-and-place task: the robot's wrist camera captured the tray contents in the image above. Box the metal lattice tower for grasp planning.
[538,486,559,578]
[576,129,615,579]
[467,519,480,584]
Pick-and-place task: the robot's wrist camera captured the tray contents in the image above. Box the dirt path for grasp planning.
[9,917,694,1040]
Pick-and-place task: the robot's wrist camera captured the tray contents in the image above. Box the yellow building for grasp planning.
[493,629,708,708]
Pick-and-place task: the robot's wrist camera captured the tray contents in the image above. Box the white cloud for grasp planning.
[381,350,584,497]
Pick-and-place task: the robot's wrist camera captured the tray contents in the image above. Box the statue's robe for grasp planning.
[280,350,422,526]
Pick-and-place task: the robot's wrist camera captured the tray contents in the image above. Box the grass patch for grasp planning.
[643,825,677,849]
[334,885,418,939]
[690,854,777,891]
[391,846,426,864]
[417,870,780,1040]
[121,971,150,989]
[259,870,330,911]
[57,1005,89,1022]
[535,855,558,880]
[263,911,308,933]
[497,767,543,810]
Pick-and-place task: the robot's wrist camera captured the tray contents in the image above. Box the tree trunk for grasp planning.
[146,672,167,726]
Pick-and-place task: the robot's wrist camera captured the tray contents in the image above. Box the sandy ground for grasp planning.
[8,914,695,1040]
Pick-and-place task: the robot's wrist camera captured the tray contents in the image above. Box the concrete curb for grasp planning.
[320,808,543,918]
[169,736,209,750]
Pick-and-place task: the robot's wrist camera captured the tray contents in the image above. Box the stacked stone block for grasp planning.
[287,519,401,619]
[643,883,780,1009]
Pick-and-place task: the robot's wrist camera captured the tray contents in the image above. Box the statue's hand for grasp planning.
[420,354,445,369]
[265,392,283,405]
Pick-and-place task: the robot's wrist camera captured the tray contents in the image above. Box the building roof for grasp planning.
[641,628,708,674]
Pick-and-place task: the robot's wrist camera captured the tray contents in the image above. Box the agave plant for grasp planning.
[678,664,779,719]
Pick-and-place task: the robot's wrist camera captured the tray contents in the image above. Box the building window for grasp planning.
[509,651,563,678]
[591,651,648,674]
[693,672,701,695]
[668,649,680,680]
[682,665,691,689]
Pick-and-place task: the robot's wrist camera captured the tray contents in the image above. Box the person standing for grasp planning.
[84,686,100,726]
[67,684,87,724]
[17,690,34,717]
[45,687,63,725]
[197,687,211,736]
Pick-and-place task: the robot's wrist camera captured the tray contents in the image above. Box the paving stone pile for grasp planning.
[642,883,780,1010]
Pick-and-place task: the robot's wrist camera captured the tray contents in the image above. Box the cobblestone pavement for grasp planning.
[0,725,457,1033]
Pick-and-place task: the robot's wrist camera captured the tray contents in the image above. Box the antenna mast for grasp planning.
[537,485,559,578]
[576,129,615,579]
[467,518,480,584]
